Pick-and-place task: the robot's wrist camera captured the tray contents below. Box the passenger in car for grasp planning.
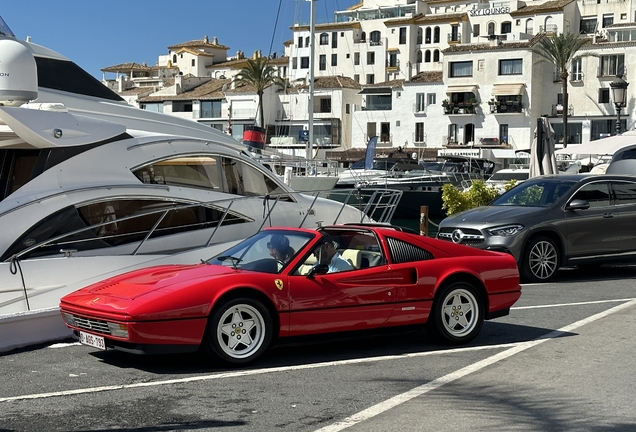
[312,235,353,273]
[268,234,295,265]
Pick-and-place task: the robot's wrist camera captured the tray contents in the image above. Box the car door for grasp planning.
[564,180,619,259]
[611,180,636,254]
[286,265,396,336]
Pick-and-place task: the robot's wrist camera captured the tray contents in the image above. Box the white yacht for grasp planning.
[0,20,401,351]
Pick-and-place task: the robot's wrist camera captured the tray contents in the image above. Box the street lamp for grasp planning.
[609,73,629,135]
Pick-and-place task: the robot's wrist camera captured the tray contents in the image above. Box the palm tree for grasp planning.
[233,57,283,130]
[533,32,589,148]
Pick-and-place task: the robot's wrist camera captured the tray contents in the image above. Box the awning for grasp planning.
[446,85,478,95]
[359,87,392,95]
[386,47,399,52]
[491,83,525,96]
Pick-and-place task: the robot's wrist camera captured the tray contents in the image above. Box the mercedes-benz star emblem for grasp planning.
[451,229,464,243]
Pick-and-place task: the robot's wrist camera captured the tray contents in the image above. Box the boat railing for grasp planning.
[6,188,402,263]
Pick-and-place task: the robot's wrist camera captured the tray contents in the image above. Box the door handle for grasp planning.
[603,213,614,218]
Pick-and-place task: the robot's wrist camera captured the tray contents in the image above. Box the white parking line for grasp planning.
[513,298,634,310]
[313,298,636,432]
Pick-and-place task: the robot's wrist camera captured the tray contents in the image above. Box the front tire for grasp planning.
[203,297,272,365]
[426,282,483,344]
[521,236,559,283]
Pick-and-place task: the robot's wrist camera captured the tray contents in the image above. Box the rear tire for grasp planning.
[426,282,483,344]
[202,296,272,365]
[521,236,559,283]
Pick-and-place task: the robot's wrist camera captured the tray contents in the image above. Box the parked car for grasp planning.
[59,224,521,365]
[437,174,636,282]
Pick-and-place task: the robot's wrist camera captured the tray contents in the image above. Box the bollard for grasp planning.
[419,206,429,236]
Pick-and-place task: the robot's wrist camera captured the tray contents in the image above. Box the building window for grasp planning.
[425,50,431,62]
[415,123,424,142]
[501,21,512,34]
[300,57,310,69]
[526,19,534,35]
[434,26,440,43]
[473,24,480,37]
[319,55,326,71]
[450,25,460,42]
[580,18,597,34]
[366,74,375,84]
[433,49,440,62]
[354,74,360,83]
[320,32,329,45]
[172,54,177,63]
[370,31,381,45]
[346,104,350,114]
[354,52,360,65]
[571,58,583,81]
[388,53,398,67]
[449,61,473,77]
[488,22,495,35]
[415,93,426,112]
[499,59,522,75]
[331,53,337,67]
[200,100,222,118]
[360,32,366,42]
[297,37,303,47]
[598,88,610,104]
[366,95,392,110]
[416,50,422,63]
[292,57,298,69]
[332,32,338,48]
[399,27,407,44]
[320,98,332,113]
[380,122,390,142]
[425,28,431,44]
[417,28,422,44]
[427,93,436,105]
[599,54,624,77]
[305,36,310,46]
[603,13,614,28]
[191,59,195,67]
[367,52,375,65]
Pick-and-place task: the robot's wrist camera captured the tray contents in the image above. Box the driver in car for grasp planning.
[312,235,352,273]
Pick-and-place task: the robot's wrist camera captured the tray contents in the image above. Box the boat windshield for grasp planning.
[492,179,576,207]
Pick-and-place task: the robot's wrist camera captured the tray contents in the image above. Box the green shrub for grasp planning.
[441,180,517,216]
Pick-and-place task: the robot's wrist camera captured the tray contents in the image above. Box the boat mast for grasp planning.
[306,0,315,160]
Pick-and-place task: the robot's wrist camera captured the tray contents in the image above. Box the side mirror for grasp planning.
[306,263,329,278]
[566,199,590,211]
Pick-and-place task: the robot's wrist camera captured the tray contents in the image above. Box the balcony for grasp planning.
[489,101,523,114]
[443,101,479,115]
[447,33,461,43]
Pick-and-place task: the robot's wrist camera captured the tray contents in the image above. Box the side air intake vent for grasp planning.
[386,237,433,264]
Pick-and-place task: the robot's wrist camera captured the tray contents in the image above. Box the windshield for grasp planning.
[492,179,576,207]
[207,230,314,274]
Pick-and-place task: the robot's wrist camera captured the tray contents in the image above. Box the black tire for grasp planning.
[202,296,273,365]
[520,235,559,283]
[426,282,484,344]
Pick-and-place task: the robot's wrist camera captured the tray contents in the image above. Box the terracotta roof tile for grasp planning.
[408,71,443,83]
[168,36,230,51]
[443,32,548,52]
[138,78,232,102]
[511,0,576,16]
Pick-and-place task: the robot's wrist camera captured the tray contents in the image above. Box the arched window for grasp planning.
[172,54,177,63]
[370,31,381,45]
[416,50,422,63]
[417,28,423,44]
[425,27,431,44]
[425,50,431,63]
[434,27,440,43]
[545,16,554,32]
[320,32,329,45]
[487,22,495,35]
[433,49,440,62]
[525,18,534,35]
[360,32,366,42]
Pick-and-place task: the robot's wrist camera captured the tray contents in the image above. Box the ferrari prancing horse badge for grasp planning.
[274,279,284,290]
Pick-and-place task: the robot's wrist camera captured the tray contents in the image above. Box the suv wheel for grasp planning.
[521,236,559,282]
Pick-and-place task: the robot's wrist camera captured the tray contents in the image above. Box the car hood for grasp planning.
[65,264,235,301]
[444,205,547,225]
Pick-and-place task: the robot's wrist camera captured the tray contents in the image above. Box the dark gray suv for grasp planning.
[437,174,636,282]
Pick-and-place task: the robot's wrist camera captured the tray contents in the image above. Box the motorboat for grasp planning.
[336,156,422,188]
[0,21,402,351]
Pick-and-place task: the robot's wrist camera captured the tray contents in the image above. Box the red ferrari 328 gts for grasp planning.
[60,224,521,365]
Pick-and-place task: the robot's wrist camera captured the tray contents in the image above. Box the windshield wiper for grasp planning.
[216,255,242,269]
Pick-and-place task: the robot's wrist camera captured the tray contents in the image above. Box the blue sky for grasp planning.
[2,0,359,78]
